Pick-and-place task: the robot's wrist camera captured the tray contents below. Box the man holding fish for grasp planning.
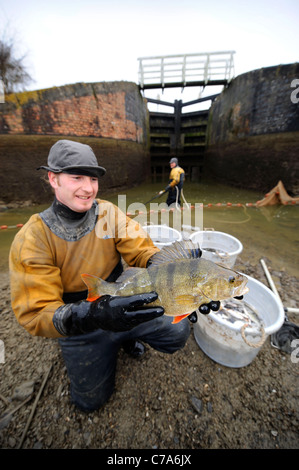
[9,140,246,412]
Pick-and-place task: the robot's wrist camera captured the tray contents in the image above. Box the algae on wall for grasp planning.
[0,81,151,203]
[0,135,150,204]
[204,63,299,193]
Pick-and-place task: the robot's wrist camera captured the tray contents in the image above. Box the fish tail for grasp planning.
[81,273,117,301]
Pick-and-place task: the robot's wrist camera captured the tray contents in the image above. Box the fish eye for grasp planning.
[228,276,235,283]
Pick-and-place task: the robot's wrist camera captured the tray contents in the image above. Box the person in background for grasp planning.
[159,157,185,206]
[9,140,191,412]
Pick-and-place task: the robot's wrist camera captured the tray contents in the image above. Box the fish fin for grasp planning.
[81,273,116,301]
[175,294,199,307]
[172,313,190,324]
[149,241,202,266]
[115,267,144,284]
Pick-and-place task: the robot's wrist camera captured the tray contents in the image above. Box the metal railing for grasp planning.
[138,51,235,89]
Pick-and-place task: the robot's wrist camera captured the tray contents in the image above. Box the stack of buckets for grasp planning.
[189,231,285,368]
[142,226,284,368]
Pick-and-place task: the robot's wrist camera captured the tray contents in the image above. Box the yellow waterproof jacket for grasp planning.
[9,199,159,338]
[169,166,185,189]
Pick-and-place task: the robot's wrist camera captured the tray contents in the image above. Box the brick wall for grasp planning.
[0,135,151,204]
[205,63,299,193]
[0,82,151,203]
[0,81,148,143]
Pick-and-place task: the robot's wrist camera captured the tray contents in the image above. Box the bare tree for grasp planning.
[0,31,34,94]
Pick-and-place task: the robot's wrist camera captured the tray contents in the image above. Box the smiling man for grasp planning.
[8,139,191,412]
[49,172,99,212]
[44,140,102,213]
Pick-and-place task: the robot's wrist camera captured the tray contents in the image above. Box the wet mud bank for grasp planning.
[0,252,298,450]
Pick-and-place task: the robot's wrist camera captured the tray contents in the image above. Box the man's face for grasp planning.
[48,172,99,212]
[170,162,176,169]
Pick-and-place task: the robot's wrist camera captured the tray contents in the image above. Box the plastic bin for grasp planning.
[142,225,182,247]
[189,230,243,268]
[193,275,285,368]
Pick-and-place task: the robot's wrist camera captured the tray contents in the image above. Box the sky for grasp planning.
[0,0,298,108]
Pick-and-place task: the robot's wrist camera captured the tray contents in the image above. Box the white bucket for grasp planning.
[189,230,243,268]
[193,275,285,368]
[142,225,182,247]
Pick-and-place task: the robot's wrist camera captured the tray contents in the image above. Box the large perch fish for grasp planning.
[81,241,249,324]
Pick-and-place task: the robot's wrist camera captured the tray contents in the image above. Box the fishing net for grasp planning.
[256,181,299,207]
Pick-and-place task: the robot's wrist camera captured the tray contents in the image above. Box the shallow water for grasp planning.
[1,180,298,278]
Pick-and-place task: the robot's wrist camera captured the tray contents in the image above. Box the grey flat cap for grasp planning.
[38,140,106,178]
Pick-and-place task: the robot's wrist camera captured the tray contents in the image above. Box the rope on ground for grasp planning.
[2,198,298,227]
[0,224,24,230]
[175,186,181,211]
[208,204,252,224]
[180,189,190,210]
[241,323,266,348]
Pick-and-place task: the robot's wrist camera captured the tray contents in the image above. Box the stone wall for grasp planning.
[0,135,150,204]
[205,63,299,193]
[0,81,150,203]
[0,81,148,142]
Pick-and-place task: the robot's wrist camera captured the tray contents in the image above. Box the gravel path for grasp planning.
[0,255,298,450]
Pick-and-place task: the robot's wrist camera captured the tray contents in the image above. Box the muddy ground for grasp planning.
[0,254,298,451]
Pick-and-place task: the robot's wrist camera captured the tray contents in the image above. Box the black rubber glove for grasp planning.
[200,300,221,314]
[188,312,198,323]
[188,300,221,323]
[53,292,164,336]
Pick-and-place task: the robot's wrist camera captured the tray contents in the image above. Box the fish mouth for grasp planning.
[233,283,249,298]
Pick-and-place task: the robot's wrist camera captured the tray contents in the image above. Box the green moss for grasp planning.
[4,86,61,107]
[5,90,40,107]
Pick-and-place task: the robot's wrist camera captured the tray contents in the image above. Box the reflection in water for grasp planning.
[0,181,298,277]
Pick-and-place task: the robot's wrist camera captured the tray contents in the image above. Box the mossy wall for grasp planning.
[0,82,150,203]
[205,63,299,193]
[0,81,148,142]
[0,135,150,204]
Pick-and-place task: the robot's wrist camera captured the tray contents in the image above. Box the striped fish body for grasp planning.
[81,242,248,323]
[82,260,202,317]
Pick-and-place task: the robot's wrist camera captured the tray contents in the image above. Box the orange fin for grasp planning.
[172,313,190,324]
[86,294,100,302]
[81,273,117,301]
[81,273,102,302]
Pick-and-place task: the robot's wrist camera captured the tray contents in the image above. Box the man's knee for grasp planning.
[70,379,114,412]
[164,318,190,352]
[141,316,190,354]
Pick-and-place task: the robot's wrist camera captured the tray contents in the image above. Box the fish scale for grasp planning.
[81,241,249,324]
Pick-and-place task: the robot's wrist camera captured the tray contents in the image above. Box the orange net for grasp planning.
[256,181,299,207]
